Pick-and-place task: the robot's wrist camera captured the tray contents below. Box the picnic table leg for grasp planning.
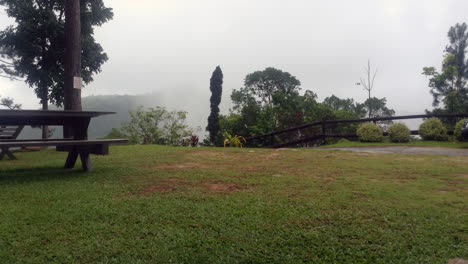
[64,117,92,171]
[64,151,79,169]
[80,152,93,172]
[0,147,16,160]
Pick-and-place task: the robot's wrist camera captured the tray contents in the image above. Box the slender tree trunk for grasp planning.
[368,88,371,118]
[368,60,371,118]
[41,87,48,139]
[64,0,82,137]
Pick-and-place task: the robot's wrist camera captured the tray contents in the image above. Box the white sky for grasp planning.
[0,0,467,129]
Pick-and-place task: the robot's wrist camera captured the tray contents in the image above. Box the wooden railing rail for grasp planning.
[245,113,467,148]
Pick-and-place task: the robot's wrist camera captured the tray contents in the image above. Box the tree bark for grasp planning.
[42,87,48,139]
[64,0,82,137]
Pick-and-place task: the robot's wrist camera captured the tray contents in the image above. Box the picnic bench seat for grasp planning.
[0,125,24,160]
[0,138,128,171]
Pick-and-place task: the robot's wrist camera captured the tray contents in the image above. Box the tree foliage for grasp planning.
[0,0,113,106]
[206,66,223,145]
[243,67,301,107]
[323,95,366,118]
[0,95,21,109]
[363,97,395,119]
[423,23,468,126]
[221,68,394,146]
[119,106,193,145]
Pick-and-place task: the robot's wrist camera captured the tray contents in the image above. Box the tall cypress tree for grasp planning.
[207,66,223,144]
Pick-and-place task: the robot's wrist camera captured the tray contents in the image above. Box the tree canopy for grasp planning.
[244,67,301,107]
[0,95,20,109]
[423,22,468,125]
[220,68,394,146]
[120,106,194,145]
[0,0,113,107]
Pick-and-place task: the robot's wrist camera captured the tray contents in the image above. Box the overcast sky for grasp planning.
[1,0,467,129]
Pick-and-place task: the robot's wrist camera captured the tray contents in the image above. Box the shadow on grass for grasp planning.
[0,166,87,184]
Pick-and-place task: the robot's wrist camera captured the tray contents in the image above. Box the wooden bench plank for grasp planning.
[0,138,73,143]
[0,139,128,148]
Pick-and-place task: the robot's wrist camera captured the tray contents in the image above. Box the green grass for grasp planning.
[0,145,467,263]
[323,139,468,149]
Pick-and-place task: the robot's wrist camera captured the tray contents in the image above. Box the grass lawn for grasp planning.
[0,145,467,263]
[323,140,468,149]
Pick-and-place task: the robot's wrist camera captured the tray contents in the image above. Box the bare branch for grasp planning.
[371,69,378,89]
[0,74,23,81]
[0,59,14,65]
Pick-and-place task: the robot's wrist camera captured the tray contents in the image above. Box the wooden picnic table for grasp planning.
[0,110,127,171]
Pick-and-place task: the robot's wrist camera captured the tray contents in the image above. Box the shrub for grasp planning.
[454,119,468,142]
[357,123,383,142]
[388,123,411,143]
[419,118,447,141]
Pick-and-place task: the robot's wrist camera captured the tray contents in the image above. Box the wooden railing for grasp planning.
[245,113,468,148]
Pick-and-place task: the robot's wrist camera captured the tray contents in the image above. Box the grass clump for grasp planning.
[388,123,411,143]
[419,118,448,141]
[357,122,383,142]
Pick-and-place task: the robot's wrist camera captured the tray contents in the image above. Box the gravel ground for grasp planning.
[318,146,468,156]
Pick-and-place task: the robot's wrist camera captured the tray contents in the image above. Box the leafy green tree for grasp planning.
[323,95,366,118]
[423,23,468,126]
[363,97,395,119]
[104,128,127,139]
[120,106,193,145]
[206,66,223,145]
[0,0,113,108]
[243,67,301,107]
[163,110,193,146]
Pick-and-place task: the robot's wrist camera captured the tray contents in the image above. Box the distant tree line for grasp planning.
[216,67,394,146]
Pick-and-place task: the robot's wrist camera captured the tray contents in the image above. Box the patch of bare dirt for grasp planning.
[454,174,468,179]
[448,259,468,264]
[134,177,185,196]
[252,153,282,161]
[438,179,467,193]
[124,177,249,197]
[240,166,269,173]
[189,150,222,156]
[147,162,210,170]
[141,184,175,195]
[203,182,247,193]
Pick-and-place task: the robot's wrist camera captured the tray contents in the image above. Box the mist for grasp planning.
[1,0,467,132]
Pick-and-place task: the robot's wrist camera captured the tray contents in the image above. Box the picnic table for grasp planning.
[0,110,127,171]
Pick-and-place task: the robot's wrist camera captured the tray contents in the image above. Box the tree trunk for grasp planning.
[64,0,82,137]
[42,87,48,139]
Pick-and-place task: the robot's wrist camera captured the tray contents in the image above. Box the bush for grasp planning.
[357,123,383,142]
[454,119,468,142]
[388,123,411,143]
[419,118,447,141]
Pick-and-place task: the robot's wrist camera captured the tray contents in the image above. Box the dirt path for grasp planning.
[318,146,468,156]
